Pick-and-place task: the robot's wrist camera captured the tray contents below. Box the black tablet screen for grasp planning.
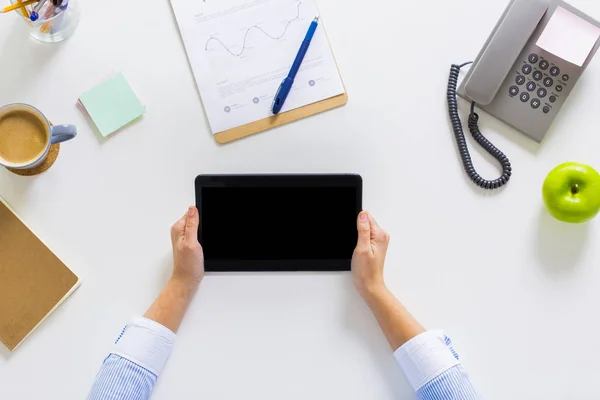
[201,187,358,262]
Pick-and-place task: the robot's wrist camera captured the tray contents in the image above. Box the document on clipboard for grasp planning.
[169,0,347,142]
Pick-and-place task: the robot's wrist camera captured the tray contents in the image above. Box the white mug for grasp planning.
[0,103,77,170]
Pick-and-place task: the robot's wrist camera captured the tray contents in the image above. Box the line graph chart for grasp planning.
[204,2,302,58]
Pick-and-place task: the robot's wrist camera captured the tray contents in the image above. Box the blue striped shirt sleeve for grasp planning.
[87,354,157,400]
[88,318,176,400]
[417,364,480,400]
[395,331,483,399]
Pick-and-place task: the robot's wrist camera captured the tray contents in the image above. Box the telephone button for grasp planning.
[522,64,532,74]
[543,77,554,87]
[543,106,551,114]
[532,71,543,81]
[509,86,520,96]
[549,95,557,103]
[528,54,539,63]
[516,75,526,85]
[556,85,563,92]
[526,82,536,91]
[549,66,560,76]
[531,99,541,109]
[539,60,550,70]
[520,93,530,102]
[537,88,547,98]
[562,74,570,82]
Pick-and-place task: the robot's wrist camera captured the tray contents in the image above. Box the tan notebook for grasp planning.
[0,198,80,351]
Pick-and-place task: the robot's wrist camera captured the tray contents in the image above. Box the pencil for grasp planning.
[38,1,56,33]
[16,0,31,18]
[0,0,38,13]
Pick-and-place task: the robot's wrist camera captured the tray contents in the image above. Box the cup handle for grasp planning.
[50,125,77,144]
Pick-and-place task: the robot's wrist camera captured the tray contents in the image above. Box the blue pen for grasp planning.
[272,15,319,114]
[30,0,63,21]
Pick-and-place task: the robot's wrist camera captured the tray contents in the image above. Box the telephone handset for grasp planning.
[447,0,600,190]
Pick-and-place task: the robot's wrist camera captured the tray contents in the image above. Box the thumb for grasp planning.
[171,213,187,242]
[184,206,200,243]
[356,211,371,251]
[368,212,383,240]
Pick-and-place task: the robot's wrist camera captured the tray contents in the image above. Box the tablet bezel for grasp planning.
[195,174,363,272]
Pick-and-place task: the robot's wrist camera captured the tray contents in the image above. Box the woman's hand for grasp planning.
[170,206,205,289]
[351,211,425,349]
[144,207,205,333]
[352,211,390,299]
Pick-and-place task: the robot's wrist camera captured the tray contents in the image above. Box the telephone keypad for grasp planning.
[498,40,583,139]
[508,52,573,118]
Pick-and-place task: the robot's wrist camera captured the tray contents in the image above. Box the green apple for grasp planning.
[542,162,600,223]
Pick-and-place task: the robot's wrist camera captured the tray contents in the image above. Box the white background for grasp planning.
[1,0,600,398]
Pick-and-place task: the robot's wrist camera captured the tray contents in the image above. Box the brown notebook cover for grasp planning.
[0,198,79,351]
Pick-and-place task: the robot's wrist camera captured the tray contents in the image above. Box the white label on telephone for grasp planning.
[536,7,600,67]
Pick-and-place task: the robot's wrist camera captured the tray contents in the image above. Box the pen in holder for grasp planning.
[10,0,79,43]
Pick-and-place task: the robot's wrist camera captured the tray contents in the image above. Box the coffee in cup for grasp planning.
[0,104,77,170]
[0,107,49,165]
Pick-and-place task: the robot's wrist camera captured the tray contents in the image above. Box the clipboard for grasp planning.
[214,91,348,144]
[170,0,348,144]
[168,0,347,144]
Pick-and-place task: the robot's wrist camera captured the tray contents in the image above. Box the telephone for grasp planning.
[447,0,600,190]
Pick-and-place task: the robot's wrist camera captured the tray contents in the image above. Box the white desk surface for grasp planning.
[2,0,600,398]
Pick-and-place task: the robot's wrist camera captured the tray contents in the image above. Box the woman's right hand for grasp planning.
[351,211,390,299]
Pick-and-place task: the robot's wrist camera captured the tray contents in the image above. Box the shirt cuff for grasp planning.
[394,330,460,391]
[112,317,176,376]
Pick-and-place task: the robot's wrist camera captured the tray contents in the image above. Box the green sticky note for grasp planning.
[79,73,145,137]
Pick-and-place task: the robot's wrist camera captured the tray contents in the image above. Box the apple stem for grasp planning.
[571,184,580,195]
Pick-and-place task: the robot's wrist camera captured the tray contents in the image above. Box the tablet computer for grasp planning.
[195,174,362,272]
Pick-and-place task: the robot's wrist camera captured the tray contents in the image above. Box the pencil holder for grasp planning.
[10,0,79,43]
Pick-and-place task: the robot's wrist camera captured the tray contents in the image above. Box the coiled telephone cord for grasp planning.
[447,62,512,190]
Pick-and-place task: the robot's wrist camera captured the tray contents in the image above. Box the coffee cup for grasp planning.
[0,104,77,170]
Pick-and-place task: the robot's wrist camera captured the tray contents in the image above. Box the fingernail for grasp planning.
[188,207,195,217]
[360,212,367,221]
